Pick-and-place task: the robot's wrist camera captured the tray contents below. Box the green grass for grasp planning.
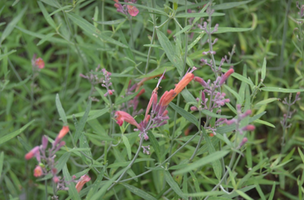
[0,0,304,199]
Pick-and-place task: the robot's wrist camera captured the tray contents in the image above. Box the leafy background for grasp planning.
[0,0,304,199]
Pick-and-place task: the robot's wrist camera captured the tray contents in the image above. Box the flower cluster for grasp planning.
[101,68,115,97]
[192,68,233,107]
[115,67,197,153]
[24,126,90,195]
[119,74,164,117]
[80,66,115,101]
[114,0,139,17]
[189,68,234,135]
[79,65,104,86]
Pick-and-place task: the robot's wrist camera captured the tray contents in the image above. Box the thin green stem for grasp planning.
[44,179,48,200]
[204,151,237,200]
[129,16,134,49]
[119,131,200,183]
[189,108,202,161]
[108,137,144,190]
[102,0,105,31]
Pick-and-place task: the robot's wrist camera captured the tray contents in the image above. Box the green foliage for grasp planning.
[0,0,304,199]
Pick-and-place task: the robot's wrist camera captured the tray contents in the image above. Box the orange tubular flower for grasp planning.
[219,68,234,85]
[145,89,158,118]
[174,72,195,95]
[159,71,195,106]
[56,126,70,141]
[75,175,91,193]
[159,90,176,107]
[115,111,140,128]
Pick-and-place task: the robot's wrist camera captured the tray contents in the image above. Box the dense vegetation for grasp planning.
[1,0,304,199]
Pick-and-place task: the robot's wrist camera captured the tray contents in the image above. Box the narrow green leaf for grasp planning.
[189,171,200,193]
[224,85,241,103]
[255,183,266,200]
[204,130,222,180]
[122,183,157,200]
[169,102,198,126]
[156,29,184,75]
[174,25,192,36]
[37,33,55,46]
[225,70,253,87]
[260,87,304,93]
[49,5,73,16]
[96,18,126,25]
[107,158,154,168]
[90,169,125,200]
[55,152,71,174]
[63,165,81,200]
[164,170,186,198]
[64,108,109,121]
[37,1,57,29]
[213,27,252,34]
[138,66,174,79]
[236,190,254,200]
[95,87,109,104]
[268,182,276,200]
[0,119,35,145]
[213,0,252,10]
[254,98,278,109]
[148,131,161,162]
[298,148,304,164]
[80,134,92,159]
[115,91,139,105]
[261,57,267,80]
[181,89,197,104]
[0,6,27,45]
[0,50,16,61]
[201,109,231,119]
[184,191,224,197]
[86,167,105,200]
[0,152,4,177]
[122,135,132,160]
[187,33,204,51]
[174,151,229,175]
[67,13,127,48]
[176,12,225,18]
[4,176,17,196]
[93,6,98,27]
[74,99,92,143]
[56,94,67,125]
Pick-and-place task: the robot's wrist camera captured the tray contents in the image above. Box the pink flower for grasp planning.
[32,55,45,69]
[25,146,40,160]
[219,68,234,85]
[75,175,91,193]
[115,111,140,128]
[34,165,43,177]
[127,4,139,16]
[242,125,255,131]
[35,58,45,69]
